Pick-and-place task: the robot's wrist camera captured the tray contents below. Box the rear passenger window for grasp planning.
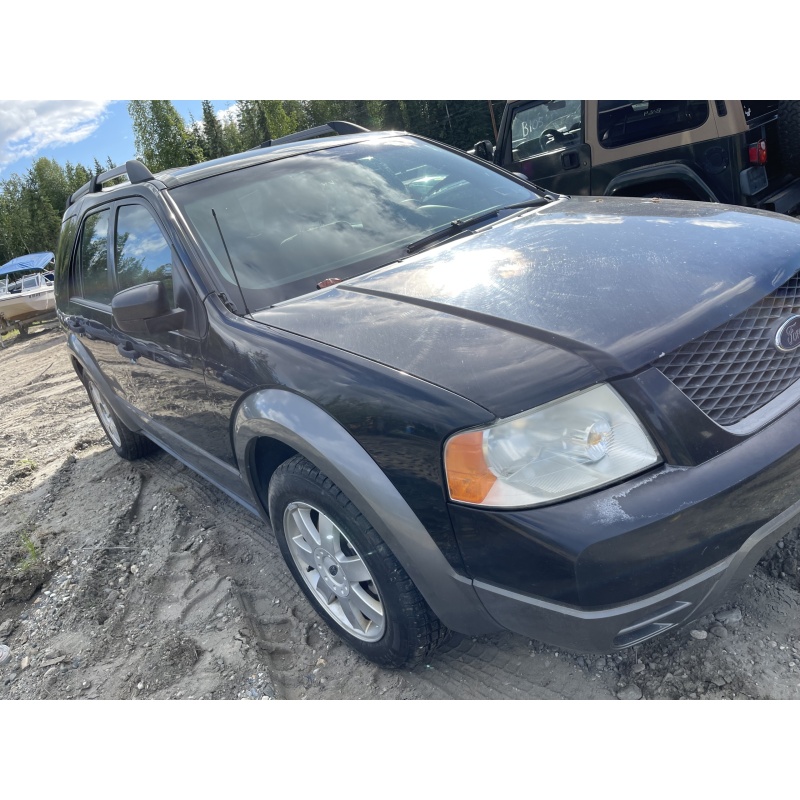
[597,101,709,149]
[79,209,112,304]
[115,204,175,304]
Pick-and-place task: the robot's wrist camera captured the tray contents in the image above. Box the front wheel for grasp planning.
[268,455,448,668]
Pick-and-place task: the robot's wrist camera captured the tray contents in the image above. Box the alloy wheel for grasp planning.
[284,501,385,641]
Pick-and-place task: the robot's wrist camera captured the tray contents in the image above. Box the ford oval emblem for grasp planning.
[775,315,800,352]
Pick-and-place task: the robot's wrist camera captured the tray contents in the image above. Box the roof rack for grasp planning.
[67,159,156,209]
[248,120,370,151]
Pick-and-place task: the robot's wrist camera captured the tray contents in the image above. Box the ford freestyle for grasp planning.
[55,123,800,667]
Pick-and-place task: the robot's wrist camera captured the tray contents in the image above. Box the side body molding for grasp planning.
[233,389,501,635]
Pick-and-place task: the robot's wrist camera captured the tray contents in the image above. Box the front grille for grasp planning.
[655,272,800,426]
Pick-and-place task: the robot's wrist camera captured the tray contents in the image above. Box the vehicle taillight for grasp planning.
[749,139,767,166]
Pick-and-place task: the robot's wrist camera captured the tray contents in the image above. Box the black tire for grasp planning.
[83,375,157,460]
[268,455,448,669]
[777,101,800,175]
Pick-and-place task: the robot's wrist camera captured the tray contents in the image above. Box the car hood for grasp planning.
[253,196,800,418]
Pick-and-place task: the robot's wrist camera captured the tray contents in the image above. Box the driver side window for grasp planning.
[510,101,583,163]
[115,204,175,306]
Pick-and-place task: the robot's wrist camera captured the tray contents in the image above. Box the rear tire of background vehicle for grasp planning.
[84,376,157,461]
[268,455,448,669]
[777,101,800,175]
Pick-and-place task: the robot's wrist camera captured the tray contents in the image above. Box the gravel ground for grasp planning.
[2,326,800,700]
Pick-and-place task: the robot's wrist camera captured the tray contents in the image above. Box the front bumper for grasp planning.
[757,175,800,215]
[447,380,800,651]
[471,493,800,651]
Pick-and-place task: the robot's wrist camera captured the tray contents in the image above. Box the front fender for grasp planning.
[233,388,501,635]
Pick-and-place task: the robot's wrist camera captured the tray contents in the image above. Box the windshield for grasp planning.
[171,136,541,311]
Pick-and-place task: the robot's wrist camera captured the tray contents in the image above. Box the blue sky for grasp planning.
[0,100,237,180]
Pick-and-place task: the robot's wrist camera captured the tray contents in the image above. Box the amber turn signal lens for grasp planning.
[444,430,496,504]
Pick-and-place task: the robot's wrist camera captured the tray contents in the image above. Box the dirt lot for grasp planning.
[1,325,800,701]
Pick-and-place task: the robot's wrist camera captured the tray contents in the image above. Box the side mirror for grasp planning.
[112,281,185,335]
[473,140,495,161]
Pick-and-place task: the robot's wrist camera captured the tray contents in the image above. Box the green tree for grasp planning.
[128,100,204,172]
[200,100,228,161]
[22,185,60,256]
[303,100,383,131]
[382,100,408,131]
[221,115,243,155]
[382,101,495,150]
[0,175,31,262]
[236,101,297,149]
[0,157,102,264]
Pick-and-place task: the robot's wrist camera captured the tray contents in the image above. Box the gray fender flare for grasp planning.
[233,389,501,635]
[605,163,718,201]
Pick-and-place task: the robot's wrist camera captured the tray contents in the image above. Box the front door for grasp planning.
[497,101,592,196]
[69,199,216,468]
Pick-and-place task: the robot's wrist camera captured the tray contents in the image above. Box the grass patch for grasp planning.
[17,530,42,573]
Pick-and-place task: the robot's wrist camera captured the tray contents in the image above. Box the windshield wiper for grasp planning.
[501,196,557,209]
[405,197,553,256]
[406,208,502,255]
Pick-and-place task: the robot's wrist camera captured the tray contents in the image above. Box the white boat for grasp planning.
[0,252,56,334]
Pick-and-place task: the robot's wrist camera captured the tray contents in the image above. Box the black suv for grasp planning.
[475,100,800,215]
[55,122,800,668]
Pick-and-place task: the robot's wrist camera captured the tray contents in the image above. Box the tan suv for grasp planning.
[474,100,800,215]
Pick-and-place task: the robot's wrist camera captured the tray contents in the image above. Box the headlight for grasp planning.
[444,384,661,508]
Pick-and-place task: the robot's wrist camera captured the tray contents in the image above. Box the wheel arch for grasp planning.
[233,388,501,635]
[69,353,84,381]
[605,163,718,201]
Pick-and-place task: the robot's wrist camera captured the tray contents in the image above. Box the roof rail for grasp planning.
[67,160,156,209]
[248,120,370,151]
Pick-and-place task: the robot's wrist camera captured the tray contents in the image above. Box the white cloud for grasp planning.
[217,103,239,126]
[188,102,240,135]
[0,100,113,172]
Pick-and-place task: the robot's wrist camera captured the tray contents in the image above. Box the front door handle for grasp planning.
[561,151,580,170]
